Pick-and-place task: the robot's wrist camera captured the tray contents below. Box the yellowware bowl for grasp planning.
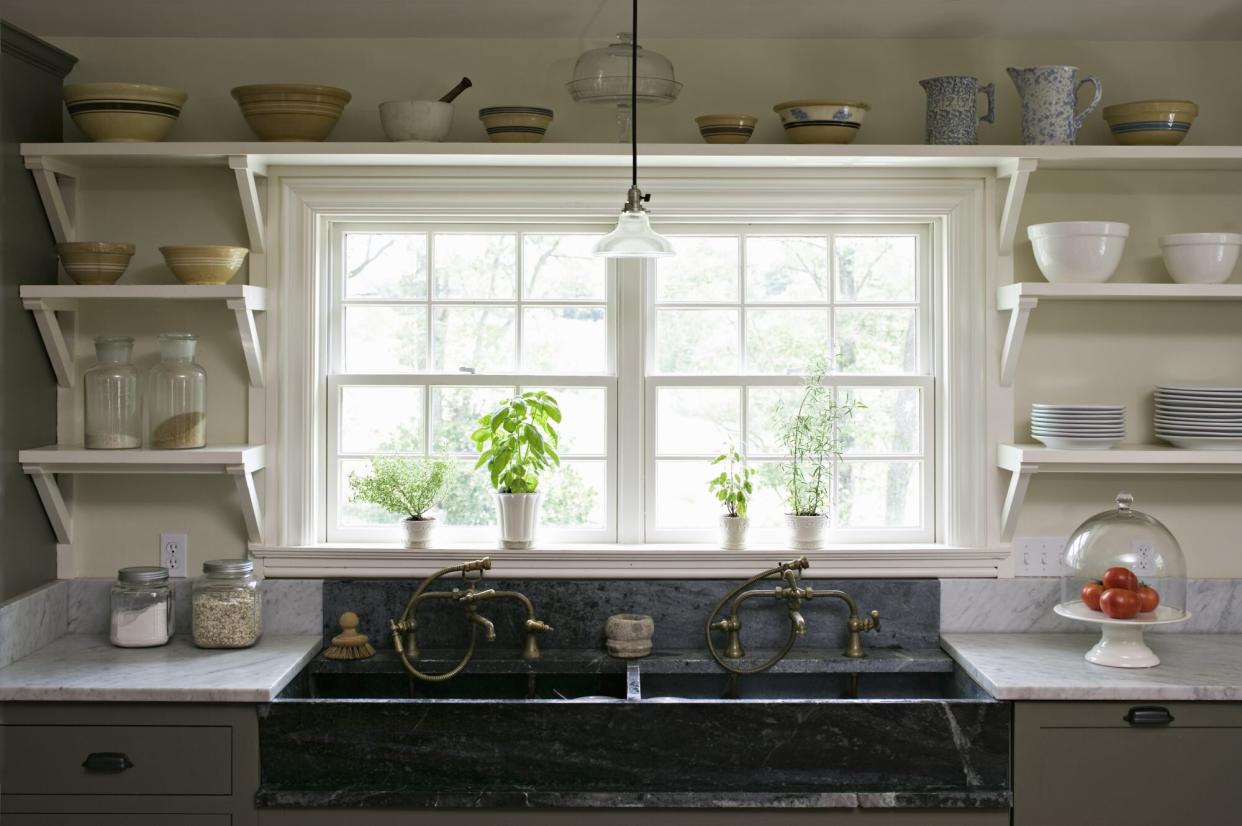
[159,245,249,285]
[231,84,351,141]
[63,83,187,142]
[695,114,757,144]
[772,99,870,144]
[57,242,136,285]
[1102,99,1198,146]
[478,106,553,143]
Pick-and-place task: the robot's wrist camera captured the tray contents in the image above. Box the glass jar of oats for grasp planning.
[147,333,207,449]
[192,558,262,649]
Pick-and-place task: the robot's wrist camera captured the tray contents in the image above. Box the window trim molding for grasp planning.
[260,166,993,576]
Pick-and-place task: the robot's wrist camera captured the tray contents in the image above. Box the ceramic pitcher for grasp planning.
[1007,65,1102,145]
[919,75,995,145]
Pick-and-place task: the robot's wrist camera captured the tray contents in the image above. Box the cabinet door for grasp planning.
[1015,701,1242,826]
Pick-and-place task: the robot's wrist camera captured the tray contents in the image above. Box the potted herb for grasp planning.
[779,366,860,550]
[348,457,452,549]
[708,445,755,549]
[471,390,561,549]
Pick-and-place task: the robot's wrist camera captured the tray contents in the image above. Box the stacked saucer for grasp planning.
[1031,404,1125,450]
[1155,385,1242,450]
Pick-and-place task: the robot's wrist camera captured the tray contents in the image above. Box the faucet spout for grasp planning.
[468,609,496,642]
[789,609,807,637]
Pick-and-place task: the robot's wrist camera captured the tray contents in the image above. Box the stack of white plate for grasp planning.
[1031,404,1125,450]
[1155,385,1242,449]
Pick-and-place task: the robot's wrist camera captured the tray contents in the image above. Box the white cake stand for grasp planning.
[1054,602,1190,668]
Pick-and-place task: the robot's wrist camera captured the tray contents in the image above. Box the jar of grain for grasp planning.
[110,566,173,648]
[192,558,262,649]
[147,333,206,449]
[85,336,141,449]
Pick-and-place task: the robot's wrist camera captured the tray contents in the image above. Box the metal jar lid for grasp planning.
[202,558,254,576]
[117,566,170,584]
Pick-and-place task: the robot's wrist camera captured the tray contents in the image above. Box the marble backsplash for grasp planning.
[0,580,68,669]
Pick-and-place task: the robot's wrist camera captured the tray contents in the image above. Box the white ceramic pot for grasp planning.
[494,492,543,549]
[719,515,750,550]
[1027,221,1129,283]
[785,514,828,550]
[1159,232,1242,284]
[379,100,453,141]
[401,516,436,549]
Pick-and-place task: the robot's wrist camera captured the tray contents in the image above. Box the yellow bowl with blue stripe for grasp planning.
[478,106,553,143]
[1102,100,1198,146]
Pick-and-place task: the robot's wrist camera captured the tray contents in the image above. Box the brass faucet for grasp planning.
[389,557,553,682]
[705,556,881,675]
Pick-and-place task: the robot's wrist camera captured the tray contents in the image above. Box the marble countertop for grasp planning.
[941,633,1242,701]
[0,634,321,702]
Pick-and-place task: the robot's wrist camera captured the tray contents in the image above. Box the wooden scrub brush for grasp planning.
[323,611,376,660]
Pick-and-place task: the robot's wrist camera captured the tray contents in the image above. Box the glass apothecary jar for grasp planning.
[85,336,141,449]
[110,566,173,648]
[147,333,206,449]
[192,558,262,649]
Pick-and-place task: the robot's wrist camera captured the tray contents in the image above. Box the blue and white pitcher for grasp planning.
[919,75,995,145]
[1007,65,1102,145]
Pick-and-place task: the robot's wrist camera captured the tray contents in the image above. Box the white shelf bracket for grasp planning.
[1000,461,1038,542]
[999,295,1038,387]
[228,155,267,254]
[23,298,75,388]
[227,297,265,388]
[228,463,265,545]
[998,158,1037,256]
[25,157,79,244]
[25,466,72,545]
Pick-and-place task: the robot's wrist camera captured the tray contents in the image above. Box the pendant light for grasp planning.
[593,0,674,258]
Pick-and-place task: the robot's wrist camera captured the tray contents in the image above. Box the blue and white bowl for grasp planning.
[478,106,554,143]
[772,99,870,144]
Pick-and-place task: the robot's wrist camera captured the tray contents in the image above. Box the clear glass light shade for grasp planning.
[594,210,675,258]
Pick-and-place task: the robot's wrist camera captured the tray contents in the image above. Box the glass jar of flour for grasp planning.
[192,559,262,649]
[147,333,207,449]
[110,566,174,648]
[84,336,141,449]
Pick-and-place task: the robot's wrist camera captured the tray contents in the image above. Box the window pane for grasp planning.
[656,387,740,455]
[655,309,739,374]
[433,233,516,299]
[840,387,921,455]
[655,460,719,529]
[835,235,917,303]
[340,386,424,453]
[746,386,804,455]
[522,306,607,373]
[344,232,428,299]
[541,461,606,529]
[524,387,607,455]
[837,461,921,528]
[744,308,830,374]
[439,459,497,527]
[745,236,828,302]
[430,386,515,454]
[522,234,606,300]
[834,308,917,374]
[656,236,739,303]
[431,306,517,372]
[340,458,405,526]
[344,306,427,373]
[749,460,788,528]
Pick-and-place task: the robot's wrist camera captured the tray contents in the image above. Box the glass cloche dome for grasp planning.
[567,33,682,140]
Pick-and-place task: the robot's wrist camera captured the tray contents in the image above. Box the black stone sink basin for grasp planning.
[641,670,976,701]
[308,669,628,701]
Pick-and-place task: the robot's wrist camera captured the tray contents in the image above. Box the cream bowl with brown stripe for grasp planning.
[58,242,136,285]
[63,83,187,142]
[159,245,249,285]
[695,114,757,144]
[231,84,351,141]
[478,106,553,143]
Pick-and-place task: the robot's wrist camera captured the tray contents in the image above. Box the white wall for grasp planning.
[45,36,1242,578]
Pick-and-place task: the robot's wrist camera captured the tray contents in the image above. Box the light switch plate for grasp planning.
[160,532,188,578]
[1014,536,1069,577]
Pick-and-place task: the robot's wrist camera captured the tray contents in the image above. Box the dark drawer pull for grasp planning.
[1124,706,1174,726]
[82,752,134,773]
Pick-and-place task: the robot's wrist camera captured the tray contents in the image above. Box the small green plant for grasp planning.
[779,363,863,517]
[348,457,452,520]
[708,445,755,518]
[471,390,561,493]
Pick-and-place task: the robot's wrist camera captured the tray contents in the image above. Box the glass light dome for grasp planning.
[567,33,682,140]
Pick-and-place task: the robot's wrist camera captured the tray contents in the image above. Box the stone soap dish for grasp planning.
[606,613,654,658]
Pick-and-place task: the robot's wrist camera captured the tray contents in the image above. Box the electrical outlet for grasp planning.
[1014,536,1069,576]
[160,532,188,578]
[1131,539,1157,577]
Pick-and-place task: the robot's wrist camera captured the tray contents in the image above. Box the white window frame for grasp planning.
[256,167,999,578]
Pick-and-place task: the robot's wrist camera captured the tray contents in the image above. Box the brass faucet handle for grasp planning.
[526,618,553,634]
[778,555,811,573]
[711,617,740,633]
[458,588,496,604]
[868,609,881,632]
[462,557,492,572]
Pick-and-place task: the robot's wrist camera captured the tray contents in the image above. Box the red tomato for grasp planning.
[1080,581,1104,611]
[1137,584,1160,613]
[1102,566,1138,592]
[1099,587,1140,619]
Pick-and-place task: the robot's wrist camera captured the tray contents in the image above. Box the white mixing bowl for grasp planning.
[1159,232,1242,284]
[1028,221,1130,283]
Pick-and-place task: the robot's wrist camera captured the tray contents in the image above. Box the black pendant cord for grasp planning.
[631,0,638,190]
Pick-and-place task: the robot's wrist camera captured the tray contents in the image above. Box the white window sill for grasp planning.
[250,543,1008,579]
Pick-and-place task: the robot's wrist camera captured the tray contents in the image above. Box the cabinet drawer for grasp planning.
[1,724,232,796]
[4,817,229,826]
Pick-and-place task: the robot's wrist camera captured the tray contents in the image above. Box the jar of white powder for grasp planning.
[110,566,173,648]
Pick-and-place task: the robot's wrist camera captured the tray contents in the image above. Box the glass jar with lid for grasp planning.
[147,333,207,449]
[85,336,141,449]
[192,558,262,649]
[110,566,173,648]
